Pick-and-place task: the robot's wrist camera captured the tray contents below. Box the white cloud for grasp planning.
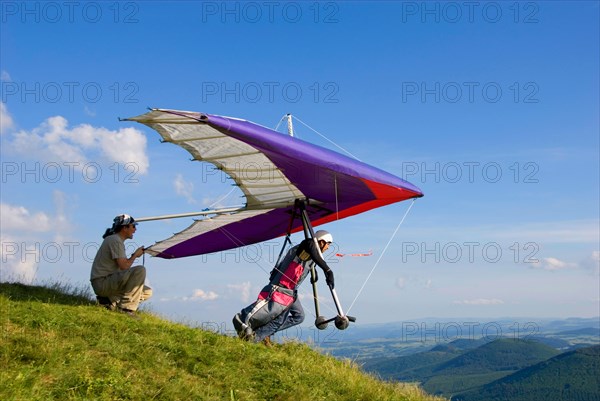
[395,277,406,290]
[189,289,219,301]
[174,174,196,204]
[395,276,432,290]
[580,251,600,275]
[0,191,76,284]
[453,298,505,305]
[0,203,52,232]
[97,126,149,174]
[0,234,38,284]
[6,114,149,174]
[227,281,252,302]
[0,192,72,237]
[1,102,14,135]
[83,106,97,117]
[297,291,330,305]
[160,289,220,302]
[531,257,577,271]
[51,190,74,243]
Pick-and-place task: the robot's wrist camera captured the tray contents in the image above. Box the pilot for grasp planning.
[233,230,335,345]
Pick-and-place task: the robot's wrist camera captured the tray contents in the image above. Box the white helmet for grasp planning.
[315,230,333,244]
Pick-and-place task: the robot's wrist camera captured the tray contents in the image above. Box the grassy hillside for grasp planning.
[0,282,443,401]
[453,345,600,401]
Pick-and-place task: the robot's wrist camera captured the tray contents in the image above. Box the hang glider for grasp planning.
[124,109,423,259]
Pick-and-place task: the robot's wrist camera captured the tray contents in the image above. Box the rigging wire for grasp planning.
[207,186,238,209]
[273,115,288,133]
[346,199,416,314]
[292,115,362,162]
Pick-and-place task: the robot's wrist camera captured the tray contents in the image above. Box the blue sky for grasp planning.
[1,1,598,331]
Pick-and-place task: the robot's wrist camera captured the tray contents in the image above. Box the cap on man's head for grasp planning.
[113,214,137,227]
[315,230,333,244]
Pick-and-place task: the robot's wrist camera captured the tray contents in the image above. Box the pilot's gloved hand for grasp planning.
[324,269,335,289]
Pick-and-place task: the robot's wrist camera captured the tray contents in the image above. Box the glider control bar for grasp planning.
[297,200,356,331]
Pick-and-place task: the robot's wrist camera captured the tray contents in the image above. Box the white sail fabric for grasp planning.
[143,208,274,257]
[127,109,303,208]
[126,109,304,257]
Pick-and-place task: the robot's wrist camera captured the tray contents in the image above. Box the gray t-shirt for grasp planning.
[90,234,126,280]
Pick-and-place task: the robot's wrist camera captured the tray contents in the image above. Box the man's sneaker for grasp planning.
[243,327,255,341]
[118,307,140,320]
[96,296,115,311]
[232,313,254,341]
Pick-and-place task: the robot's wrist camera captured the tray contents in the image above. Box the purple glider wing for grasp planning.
[125,109,423,259]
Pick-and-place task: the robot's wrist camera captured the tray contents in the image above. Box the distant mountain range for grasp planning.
[453,345,600,401]
[363,338,560,395]
[556,327,600,337]
[313,317,599,360]
[302,317,599,399]
[361,339,599,400]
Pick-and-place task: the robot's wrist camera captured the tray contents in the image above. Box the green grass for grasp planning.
[0,282,445,401]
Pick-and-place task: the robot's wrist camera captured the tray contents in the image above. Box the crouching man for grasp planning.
[90,214,152,318]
